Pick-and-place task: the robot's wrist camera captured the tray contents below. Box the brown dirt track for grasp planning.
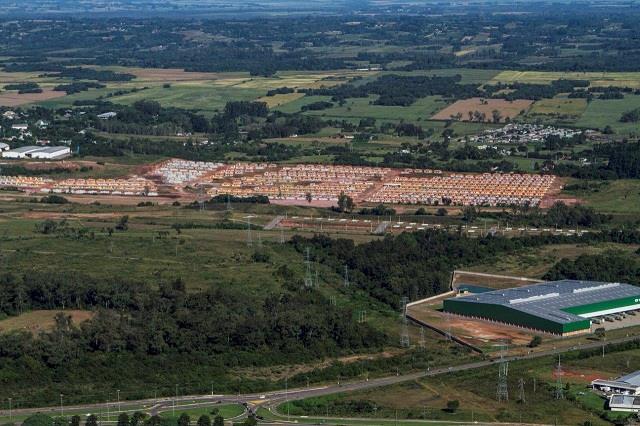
[431,97,533,122]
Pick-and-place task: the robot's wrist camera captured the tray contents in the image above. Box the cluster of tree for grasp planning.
[620,107,640,123]
[300,101,333,111]
[207,194,270,204]
[266,87,295,96]
[3,82,42,93]
[223,101,268,119]
[292,229,640,309]
[544,253,640,285]
[53,82,105,94]
[46,67,135,82]
[358,204,396,216]
[484,79,589,101]
[304,75,481,106]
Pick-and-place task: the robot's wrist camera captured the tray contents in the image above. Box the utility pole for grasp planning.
[60,393,64,417]
[117,389,121,414]
[8,398,12,422]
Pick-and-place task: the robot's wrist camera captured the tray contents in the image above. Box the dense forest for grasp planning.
[0,270,384,406]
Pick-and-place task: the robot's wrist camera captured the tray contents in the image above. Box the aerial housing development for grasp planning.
[1,1,640,425]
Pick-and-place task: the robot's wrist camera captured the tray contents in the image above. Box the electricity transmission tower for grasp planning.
[246,216,253,247]
[554,355,564,400]
[304,247,314,288]
[343,265,349,288]
[280,227,285,244]
[518,378,526,403]
[400,296,410,348]
[357,310,366,323]
[496,344,509,402]
[419,326,426,350]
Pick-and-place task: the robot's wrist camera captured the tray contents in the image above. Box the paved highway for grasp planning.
[2,334,638,424]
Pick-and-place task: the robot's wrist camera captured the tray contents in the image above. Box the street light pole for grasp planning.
[8,398,12,422]
[60,394,64,417]
[117,390,121,414]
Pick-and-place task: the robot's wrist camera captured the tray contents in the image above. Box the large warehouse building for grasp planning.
[443,280,640,336]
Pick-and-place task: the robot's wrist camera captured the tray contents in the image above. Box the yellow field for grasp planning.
[491,70,640,88]
[0,310,94,334]
[258,92,305,108]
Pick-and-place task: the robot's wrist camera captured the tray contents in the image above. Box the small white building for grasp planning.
[97,112,117,120]
[3,111,16,120]
[11,124,28,132]
[0,142,9,151]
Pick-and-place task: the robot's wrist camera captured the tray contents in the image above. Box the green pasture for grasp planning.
[574,95,640,134]
[563,179,640,214]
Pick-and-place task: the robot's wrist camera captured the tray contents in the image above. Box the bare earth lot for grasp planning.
[432,97,533,122]
[0,88,66,107]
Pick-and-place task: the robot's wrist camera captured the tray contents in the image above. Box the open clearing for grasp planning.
[0,88,66,107]
[431,97,532,121]
[0,310,94,334]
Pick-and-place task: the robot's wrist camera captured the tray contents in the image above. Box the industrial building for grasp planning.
[443,280,640,335]
[3,146,71,160]
[592,371,640,395]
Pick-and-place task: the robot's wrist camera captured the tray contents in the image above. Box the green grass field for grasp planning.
[563,179,640,214]
[574,95,640,134]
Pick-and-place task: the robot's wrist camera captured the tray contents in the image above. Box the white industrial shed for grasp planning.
[30,146,71,159]
[3,146,42,159]
[2,146,71,159]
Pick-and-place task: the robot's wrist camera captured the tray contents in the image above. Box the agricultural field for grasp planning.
[431,98,533,122]
[527,97,589,122]
[574,95,640,134]
[490,70,640,89]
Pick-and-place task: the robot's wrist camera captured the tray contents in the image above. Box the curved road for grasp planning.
[2,334,637,424]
